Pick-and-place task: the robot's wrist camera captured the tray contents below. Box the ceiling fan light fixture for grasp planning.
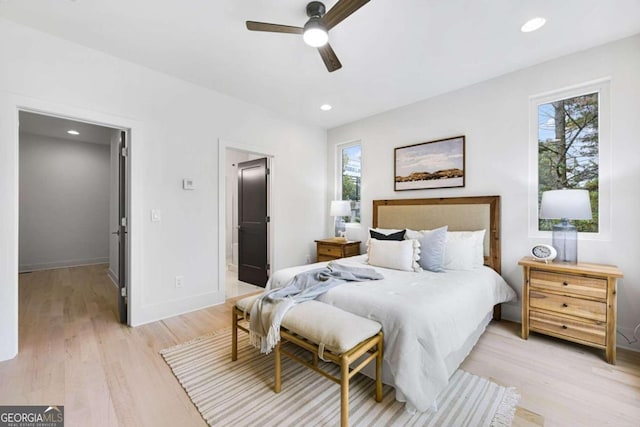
[303,18,328,47]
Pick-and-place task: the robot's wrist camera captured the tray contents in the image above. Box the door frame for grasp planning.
[218,139,274,296]
[18,108,131,322]
[0,94,142,360]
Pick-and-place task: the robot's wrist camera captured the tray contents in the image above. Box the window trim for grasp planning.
[527,78,611,241]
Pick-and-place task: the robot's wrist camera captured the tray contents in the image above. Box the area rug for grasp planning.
[160,329,519,426]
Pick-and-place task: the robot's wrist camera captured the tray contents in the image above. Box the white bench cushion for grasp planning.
[236,296,382,354]
[283,300,381,354]
[235,294,260,312]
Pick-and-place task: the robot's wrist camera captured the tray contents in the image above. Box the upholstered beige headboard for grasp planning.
[373,196,501,273]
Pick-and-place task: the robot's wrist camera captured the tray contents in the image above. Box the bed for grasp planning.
[267,196,516,413]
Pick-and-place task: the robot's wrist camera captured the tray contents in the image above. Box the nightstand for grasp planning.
[519,256,623,364]
[315,239,361,262]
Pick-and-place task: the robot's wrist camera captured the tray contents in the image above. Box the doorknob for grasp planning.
[112,230,121,236]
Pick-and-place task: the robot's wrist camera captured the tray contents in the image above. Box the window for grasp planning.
[338,142,361,223]
[538,92,599,232]
[529,79,610,238]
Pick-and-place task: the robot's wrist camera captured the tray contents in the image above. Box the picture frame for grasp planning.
[394,135,465,191]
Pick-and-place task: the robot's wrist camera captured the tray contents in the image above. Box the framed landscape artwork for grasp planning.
[394,136,465,191]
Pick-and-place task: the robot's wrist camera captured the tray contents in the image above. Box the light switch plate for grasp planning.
[151,209,161,222]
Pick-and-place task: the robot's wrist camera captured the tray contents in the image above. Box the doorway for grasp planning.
[18,110,129,324]
[222,145,272,297]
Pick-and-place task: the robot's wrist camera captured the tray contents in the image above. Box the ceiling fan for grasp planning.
[246,0,370,72]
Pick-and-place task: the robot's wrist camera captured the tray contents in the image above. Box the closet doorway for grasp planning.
[18,111,130,324]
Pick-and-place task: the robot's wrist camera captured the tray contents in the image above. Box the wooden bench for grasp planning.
[232,295,383,427]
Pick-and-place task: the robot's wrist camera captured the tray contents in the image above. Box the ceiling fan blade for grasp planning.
[246,21,304,34]
[322,0,370,31]
[318,43,342,72]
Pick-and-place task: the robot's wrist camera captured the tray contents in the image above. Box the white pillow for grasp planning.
[444,230,486,270]
[367,238,421,272]
[404,229,423,240]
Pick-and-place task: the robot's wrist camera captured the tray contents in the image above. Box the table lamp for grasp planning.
[330,200,351,239]
[539,189,592,264]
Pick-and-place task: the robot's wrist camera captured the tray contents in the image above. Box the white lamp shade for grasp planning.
[540,189,593,220]
[330,200,351,217]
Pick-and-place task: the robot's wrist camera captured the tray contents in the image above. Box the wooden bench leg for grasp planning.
[340,356,349,427]
[231,308,238,361]
[375,333,383,402]
[274,341,282,393]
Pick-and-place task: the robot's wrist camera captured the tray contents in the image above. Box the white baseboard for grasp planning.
[130,291,225,327]
[107,268,119,288]
[19,257,109,273]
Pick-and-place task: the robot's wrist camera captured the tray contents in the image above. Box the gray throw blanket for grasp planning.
[249,262,384,354]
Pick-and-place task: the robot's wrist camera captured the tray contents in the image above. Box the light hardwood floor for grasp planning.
[225,269,263,298]
[1,265,639,426]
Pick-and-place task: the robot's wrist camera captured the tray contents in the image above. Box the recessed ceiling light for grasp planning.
[67,130,80,135]
[521,17,546,33]
[320,104,332,111]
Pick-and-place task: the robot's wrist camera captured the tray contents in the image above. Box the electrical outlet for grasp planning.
[305,254,311,264]
[175,276,184,288]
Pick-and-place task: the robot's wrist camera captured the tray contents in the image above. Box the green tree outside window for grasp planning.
[538,93,599,232]
[341,145,361,223]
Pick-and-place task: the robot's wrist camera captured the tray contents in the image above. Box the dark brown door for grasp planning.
[237,158,269,287]
[117,131,128,323]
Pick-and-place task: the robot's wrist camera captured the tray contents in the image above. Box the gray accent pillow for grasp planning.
[417,226,448,272]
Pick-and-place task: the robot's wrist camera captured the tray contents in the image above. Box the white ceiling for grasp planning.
[2,0,639,129]
[19,111,116,145]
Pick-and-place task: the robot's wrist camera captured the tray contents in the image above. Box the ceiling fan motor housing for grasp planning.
[306,1,326,18]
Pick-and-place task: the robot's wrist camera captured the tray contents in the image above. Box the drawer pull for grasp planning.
[562,325,568,329]
[562,303,568,308]
[562,281,569,286]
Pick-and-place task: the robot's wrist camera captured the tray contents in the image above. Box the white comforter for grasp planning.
[267,255,516,412]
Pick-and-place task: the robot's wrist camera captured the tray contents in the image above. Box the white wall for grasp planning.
[108,129,120,284]
[0,18,327,361]
[327,35,640,350]
[19,132,110,271]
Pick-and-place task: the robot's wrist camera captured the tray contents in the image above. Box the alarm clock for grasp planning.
[530,244,557,263]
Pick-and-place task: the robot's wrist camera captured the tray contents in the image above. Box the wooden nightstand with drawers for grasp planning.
[519,256,623,364]
[315,239,361,262]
